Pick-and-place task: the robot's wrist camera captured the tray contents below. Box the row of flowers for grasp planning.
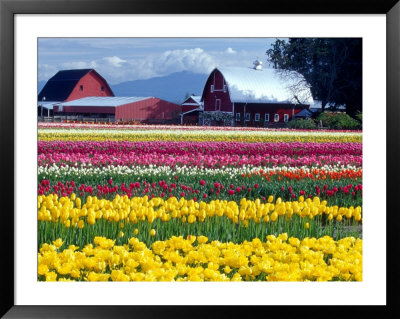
[38,122,363,133]
[38,153,362,168]
[38,141,362,156]
[38,193,362,226]
[38,164,362,181]
[38,128,362,143]
[38,234,362,281]
[38,178,363,206]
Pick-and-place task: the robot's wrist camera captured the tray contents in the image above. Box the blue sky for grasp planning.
[38,38,280,84]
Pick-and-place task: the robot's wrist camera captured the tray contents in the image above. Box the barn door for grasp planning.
[215,99,221,111]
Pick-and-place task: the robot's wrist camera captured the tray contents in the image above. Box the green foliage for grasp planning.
[355,111,362,123]
[266,38,362,116]
[317,112,361,130]
[287,118,316,129]
[202,112,233,126]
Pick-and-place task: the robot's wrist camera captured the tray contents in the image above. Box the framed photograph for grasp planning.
[1,0,399,317]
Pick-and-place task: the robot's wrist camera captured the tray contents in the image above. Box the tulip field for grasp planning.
[38,123,362,281]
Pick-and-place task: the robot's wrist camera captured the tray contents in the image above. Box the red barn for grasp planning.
[39,69,114,102]
[38,69,114,117]
[200,63,313,127]
[53,96,181,123]
[181,95,203,125]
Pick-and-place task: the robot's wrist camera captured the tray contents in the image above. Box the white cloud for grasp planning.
[102,56,127,68]
[38,47,266,84]
[157,48,216,75]
[61,61,98,69]
[38,64,58,81]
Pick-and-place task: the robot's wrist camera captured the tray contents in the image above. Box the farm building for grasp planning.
[198,61,314,127]
[181,95,203,125]
[53,96,181,123]
[38,69,114,117]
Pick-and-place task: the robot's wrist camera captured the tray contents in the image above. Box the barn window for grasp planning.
[211,85,214,93]
[274,114,279,122]
[255,113,260,121]
[245,113,250,121]
[223,85,227,93]
[265,113,270,122]
[215,99,221,111]
[236,113,240,121]
[284,114,289,122]
[101,86,105,91]
[80,85,83,91]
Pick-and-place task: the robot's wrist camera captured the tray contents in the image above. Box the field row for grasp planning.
[38,141,362,156]
[38,122,363,133]
[38,128,362,143]
[38,177,362,207]
[38,235,362,281]
[38,193,362,249]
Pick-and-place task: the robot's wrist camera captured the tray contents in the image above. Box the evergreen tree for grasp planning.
[266,38,362,116]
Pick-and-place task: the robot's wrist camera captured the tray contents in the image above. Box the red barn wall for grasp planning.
[115,98,181,120]
[53,105,115,114]
[182,104,200,113]
[233,103,309,126]
[66,72,114,101]
[203,70,233,112]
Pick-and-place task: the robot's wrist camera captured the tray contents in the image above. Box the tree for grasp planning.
[266,38,362,116]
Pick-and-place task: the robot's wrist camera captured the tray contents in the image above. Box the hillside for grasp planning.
[110,71,208,103]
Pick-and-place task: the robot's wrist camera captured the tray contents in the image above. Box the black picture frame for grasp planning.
[1,0,399,317]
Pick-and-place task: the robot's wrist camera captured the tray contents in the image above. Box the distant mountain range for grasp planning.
[38,71,209,104]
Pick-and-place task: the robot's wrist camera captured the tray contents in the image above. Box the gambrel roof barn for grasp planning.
[200,63,314,126]
[38,69,114,102]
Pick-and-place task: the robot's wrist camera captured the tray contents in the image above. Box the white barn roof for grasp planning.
[207,67,314,104]
[182,95,202,106]
[37,101,59,110]
[57,96,153,107]
[189,96,202,104]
